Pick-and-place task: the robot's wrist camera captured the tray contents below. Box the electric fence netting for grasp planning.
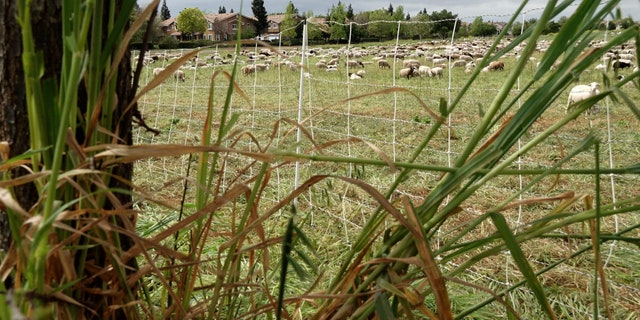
[131,2,640,317]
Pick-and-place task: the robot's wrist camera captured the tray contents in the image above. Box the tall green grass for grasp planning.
[1,0,639,319]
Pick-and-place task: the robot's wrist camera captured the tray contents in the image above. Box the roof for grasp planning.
[159,17,176,27]
[267,14,286,24]
[205,13,256,23]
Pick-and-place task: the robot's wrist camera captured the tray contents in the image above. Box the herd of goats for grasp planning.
[141,38,638,113]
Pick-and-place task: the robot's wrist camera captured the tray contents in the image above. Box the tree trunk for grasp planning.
[0,1,137,318]
[0,0,62,251]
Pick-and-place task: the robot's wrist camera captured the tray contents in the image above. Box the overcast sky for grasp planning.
[151,0,639,22]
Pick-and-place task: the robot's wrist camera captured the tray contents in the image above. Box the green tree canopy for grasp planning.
[160,0,171,20]
[177,7,207,39]
[328,1,348,43]
[366,9,394,40]
[469,17,497,37]
[281,1,299,43]
[429,9,459,39]
[407,11,431,40]
[251,0,269,35]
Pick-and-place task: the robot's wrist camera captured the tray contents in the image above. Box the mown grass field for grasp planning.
[133,34,640,318]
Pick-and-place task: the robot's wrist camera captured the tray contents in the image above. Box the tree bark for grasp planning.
[1,1,137,318]
[0,0,63,251]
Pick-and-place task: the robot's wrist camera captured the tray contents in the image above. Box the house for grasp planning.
[259,14,285,41]
[159,17,181,39]
[203,13,256,41]
[158,13,256,41]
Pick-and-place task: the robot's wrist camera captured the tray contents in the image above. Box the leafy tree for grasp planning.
[469,17,497,37]
[346,4,354,20]
[511,21,523,35]
[429,9,460,39]
[281,1,299,43]
[367,9,394,40]
[544,20,561,34]
[177,7,207,39]
[252,0,269,35]
[407,11,431,40]
[161,0,171,20]
[328,2,348,43]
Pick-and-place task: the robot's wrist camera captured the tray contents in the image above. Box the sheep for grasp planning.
[612,59,633,70]
[451,60,467,68]
[432,58,448,65]
[152,67,165,77]
[326,65,338,72]
[430,67,444,78]
[241,65,256,75]
[327,57,340,66]
[403,59,421,68]
[174,69,185,82]
[566,82,600,114]
[377,60,391,69]
[349,69,365,80]
[398,66,416,79]
[254,63,269,72]
[315,61,327,69]
[417,65,431,77]
[345,60,365,68]
[488,61,504,71]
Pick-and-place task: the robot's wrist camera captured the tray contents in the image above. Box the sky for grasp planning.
[150,0,640,22]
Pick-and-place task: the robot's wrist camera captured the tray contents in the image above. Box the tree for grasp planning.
[1,0,142,317]
[367,9,394,40]
[177,7,207,39]
[328,1,348,43]
[252,0,269,36]
[387,3,394,15]
[281,1,299,43]
[407,11,431,40]
[218,6,226,14]
[161,0,171,20]
[346,4,354,20]
[469,17,497,37]
[429,9,460,39]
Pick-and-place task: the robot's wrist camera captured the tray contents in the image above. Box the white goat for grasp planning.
[566,82,600,114]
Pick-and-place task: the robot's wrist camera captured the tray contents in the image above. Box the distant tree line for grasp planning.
[136,0,639,47]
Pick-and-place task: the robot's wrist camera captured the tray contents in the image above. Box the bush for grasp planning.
[176,39,215,49]
[158,36,179,49]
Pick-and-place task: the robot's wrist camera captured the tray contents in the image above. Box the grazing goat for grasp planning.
[566,82,600,114]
